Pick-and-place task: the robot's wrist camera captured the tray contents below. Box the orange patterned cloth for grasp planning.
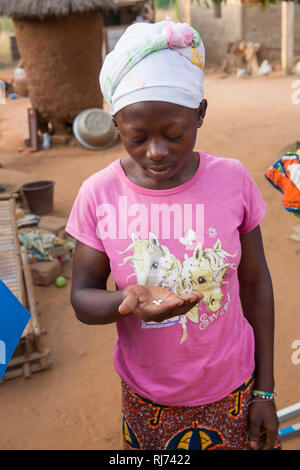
[121,375,281,450]
[265,150,300,217]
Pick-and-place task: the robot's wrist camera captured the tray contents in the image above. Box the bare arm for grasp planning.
[70,241,125,324]
[238,225,275,391]
[238,225,279,450]
[70,241,203,325]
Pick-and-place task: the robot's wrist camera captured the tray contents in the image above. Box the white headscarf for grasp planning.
[99,20,205,115]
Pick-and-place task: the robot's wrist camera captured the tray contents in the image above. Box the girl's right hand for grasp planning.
[118,285,203,323]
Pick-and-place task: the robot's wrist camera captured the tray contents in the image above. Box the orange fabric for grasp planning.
[265,151,300,212]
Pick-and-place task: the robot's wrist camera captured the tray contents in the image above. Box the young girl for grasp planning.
[66,20,280,450]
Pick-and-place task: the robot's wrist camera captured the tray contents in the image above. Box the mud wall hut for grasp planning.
[0,0,115,134]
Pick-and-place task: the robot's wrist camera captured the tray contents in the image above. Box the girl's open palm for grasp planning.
[119,285,203,323]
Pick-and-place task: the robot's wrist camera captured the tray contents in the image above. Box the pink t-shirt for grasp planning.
[65,152,266,406]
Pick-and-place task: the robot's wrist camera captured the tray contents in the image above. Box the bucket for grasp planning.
[21,180,54,215]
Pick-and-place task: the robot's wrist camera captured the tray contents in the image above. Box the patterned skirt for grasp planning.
[121,375,281,450]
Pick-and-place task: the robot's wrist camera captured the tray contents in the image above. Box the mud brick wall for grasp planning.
[179,0,300,65]
[13,12,104,134]
[243,4,282,62]
[179,0,243,64]
[295,6,300,57]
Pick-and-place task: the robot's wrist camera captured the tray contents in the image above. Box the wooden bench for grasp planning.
[0,193,52,382]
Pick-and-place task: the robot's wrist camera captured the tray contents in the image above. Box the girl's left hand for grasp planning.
[248,399,280,450]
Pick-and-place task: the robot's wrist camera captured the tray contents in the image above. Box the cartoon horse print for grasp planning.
[178,239,237,341]
[118,233,236,343]
[118,232,183,328]
[119,232,182,289]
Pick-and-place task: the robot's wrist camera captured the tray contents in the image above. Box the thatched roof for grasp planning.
[0,0,115,19]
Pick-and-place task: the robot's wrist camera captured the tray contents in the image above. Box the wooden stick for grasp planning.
[7,348,51,367]
[1,356,52,382]
[28,108,39,151]
[22,362,31,379]
[10,197,25,305]
[20,246,40,337]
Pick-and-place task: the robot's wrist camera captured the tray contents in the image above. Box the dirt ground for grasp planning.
[0,66,300,450]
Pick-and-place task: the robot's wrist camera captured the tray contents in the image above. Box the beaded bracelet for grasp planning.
[252,390,277,400]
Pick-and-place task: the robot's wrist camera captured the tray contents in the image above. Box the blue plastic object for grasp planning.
[0,281,31,380]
